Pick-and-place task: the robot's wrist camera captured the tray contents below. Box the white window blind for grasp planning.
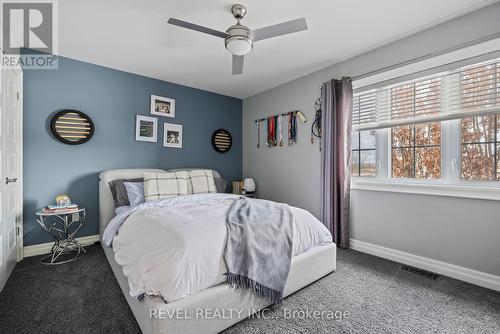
[353,58,500,131]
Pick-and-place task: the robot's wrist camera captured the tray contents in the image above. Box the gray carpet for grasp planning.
[0,244,499,334]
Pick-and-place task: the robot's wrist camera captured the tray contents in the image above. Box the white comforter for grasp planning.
[103,193,332,303]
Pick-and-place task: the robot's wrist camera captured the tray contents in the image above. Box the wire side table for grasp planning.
[35,208,87,265]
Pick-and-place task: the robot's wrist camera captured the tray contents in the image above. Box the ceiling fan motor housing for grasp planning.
[231,4,247,19]
[225,23,253,56]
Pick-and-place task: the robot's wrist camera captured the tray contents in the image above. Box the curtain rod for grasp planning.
[349,32,500,82]
[317,33,500,90]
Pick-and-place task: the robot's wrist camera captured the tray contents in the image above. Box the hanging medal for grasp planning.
[278,114,283,146]
[272,116,277,146]
[270,116,274,147]
[273,115,278,146]
[268,116,275,148]
[268,117,272,147]
[293,111,298,144]
[256,121,260,148]
[270,117,274,147]
[265,117,270,147]
[275,116,278,146]
[289,111,297,145]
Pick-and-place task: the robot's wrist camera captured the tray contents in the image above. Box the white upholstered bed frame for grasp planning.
[99,169,336,334]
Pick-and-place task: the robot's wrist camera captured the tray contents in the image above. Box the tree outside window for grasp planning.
[460,63,500,181]
[390,79,442,179]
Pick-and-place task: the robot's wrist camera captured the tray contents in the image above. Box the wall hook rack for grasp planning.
[254,110,307,148]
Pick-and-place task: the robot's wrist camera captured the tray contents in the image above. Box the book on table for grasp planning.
[42,204,79,214]
[47,204,78,210]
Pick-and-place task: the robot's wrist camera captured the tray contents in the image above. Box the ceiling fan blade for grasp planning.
[252,18,308,42]
[232,55,244,75]
[167,18,228,39]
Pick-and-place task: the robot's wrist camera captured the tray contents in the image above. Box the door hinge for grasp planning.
[17,226,21,235]
[16,92,20,100]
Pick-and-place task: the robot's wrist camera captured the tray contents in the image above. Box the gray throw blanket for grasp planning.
[224,197,294,303]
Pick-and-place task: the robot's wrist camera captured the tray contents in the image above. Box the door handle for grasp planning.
[6,177,17,184]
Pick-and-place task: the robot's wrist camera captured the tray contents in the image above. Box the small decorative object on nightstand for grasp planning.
[242,178,256,198]
[232,179,256,198]
[35,205,86,265]
[55,194,71,206]
[233,178,255,198]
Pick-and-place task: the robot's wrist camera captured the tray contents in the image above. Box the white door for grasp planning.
[0,62,23,292]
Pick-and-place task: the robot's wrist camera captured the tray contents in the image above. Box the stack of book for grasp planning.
[42,203,79,214]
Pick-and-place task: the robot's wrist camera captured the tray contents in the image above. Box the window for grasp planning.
[351,57,500,189]
[390,79,442,179]
[351,91,377,177]
[391,123,441,179]
[460,62,500,181]
[461,115,499,180]
[351,130,376,176]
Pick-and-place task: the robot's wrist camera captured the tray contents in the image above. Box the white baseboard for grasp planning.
[350,239,500,292]
[23,234,100,258]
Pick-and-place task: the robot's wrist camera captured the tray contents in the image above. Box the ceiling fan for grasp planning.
[167,4,308,75]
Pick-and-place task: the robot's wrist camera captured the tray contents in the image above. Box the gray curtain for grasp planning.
[320,77,353,248]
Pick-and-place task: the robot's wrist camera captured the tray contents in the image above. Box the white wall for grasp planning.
[243,3,500,277]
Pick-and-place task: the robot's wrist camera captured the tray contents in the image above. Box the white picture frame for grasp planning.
[151,94,175,118]
[163,123,182,149]
[135,115,157,142]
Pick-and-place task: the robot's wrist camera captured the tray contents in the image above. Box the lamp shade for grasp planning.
[243,178,255,192]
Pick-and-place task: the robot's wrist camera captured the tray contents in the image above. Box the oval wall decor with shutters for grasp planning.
[211,129,232,153]
[50,110,95,145]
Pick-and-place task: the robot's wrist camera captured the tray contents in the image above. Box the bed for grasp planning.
[99,168,336,334]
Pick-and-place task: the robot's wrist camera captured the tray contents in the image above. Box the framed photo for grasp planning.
[163,123,182,148]
[151,94,175,118]
[135,115,157,142]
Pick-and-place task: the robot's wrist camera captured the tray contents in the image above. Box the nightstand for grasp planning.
[35,208,86,265]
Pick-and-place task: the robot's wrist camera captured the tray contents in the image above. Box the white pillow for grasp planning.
[143,171,189,201]
[188,169,217,194]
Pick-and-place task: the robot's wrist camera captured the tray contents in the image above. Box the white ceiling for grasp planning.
[59,0,497,98]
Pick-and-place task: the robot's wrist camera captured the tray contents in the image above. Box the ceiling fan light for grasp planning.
[225,37,253,56]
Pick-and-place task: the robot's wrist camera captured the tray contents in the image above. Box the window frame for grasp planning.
[389,123,443,180]
[352,119,500,200]
[460,117,498,182]
[351,130,377,177]
[385,126,447,186]
[350,49,500,199]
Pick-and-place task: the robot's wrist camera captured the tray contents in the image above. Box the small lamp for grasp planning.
[243,178,255,195]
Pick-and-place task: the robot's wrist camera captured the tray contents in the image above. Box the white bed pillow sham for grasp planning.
[143,171,189,201]
[187,169,217,194]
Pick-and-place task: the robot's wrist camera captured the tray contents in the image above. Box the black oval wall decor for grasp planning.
[212,129,232,153]
[50,110,95,145]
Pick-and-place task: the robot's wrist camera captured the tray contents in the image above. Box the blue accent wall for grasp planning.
[23,56,242,246]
